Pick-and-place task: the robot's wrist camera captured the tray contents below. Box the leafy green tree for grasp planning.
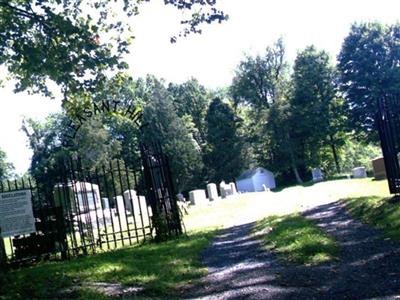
[339,139,381,173]
[231,38,288,109]
[205,98,244,183]
[290,46,345,174]
[0,0,227,96]
[0,148,14,180]
[168,78,211,148]
[338,22,400,143]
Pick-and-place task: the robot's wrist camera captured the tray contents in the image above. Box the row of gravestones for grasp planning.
[312,166,368,182]
[188,181,238,206]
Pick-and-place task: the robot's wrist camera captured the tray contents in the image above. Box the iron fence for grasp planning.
[0,143,182,265]
[377,94,400,194]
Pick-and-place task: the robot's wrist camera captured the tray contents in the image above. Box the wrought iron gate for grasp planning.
[0,144,182,264]
[377,94,400,194]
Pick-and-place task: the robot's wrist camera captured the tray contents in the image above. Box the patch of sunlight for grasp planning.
[92,264,124,275]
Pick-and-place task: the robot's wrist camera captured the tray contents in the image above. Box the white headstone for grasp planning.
[312,167,324,182]
[207,183,218,201]
[189,189,208,205]
[352,167,367,178]
[115,195,127,228]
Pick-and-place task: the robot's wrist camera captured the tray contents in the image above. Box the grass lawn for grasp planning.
[253,213,339,265]
[0,230,214,299]
[343,194,400,240]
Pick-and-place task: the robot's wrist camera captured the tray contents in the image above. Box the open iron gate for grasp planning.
[0,144,182,264]
[377,94,400,194]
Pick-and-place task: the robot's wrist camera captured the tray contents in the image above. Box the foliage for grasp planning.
[0,0,227,96]
[290,46,345,175]
[141,76,204,192]
[168,78,211,149]
[254,213,339,265]
[339,139,381,173]
[204,98,244,183]
[231,38,288,109]
[344,195,400,240]
[0,148,14,180]
[338,22,400,143]
[0,230,215,299]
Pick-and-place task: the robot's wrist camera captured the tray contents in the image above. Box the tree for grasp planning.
[338,22,400,143]
[0,148,13,180]
[290,46,345,174]
[0,0,227,97]
[205,98,243,183]
[231,38,288,109]
[141,76,204,192]
[168,78,211,148]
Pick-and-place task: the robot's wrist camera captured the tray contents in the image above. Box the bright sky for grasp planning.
[0,0,399,175]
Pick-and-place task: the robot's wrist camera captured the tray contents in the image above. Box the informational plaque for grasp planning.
[0,190,36,237]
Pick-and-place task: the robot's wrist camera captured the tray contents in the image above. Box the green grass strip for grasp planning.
[0,230,215,299]
[254,213,339,265]
[344,195,400,240]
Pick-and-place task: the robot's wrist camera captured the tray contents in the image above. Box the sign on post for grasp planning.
[0,190,36,237]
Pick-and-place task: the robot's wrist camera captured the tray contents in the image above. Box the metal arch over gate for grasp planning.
[377,94,400,195]
[0,143,182,264]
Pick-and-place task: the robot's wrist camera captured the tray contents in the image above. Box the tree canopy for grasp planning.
[338,22,400,143]
[0,0,227,97]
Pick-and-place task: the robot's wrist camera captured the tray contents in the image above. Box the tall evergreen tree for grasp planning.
[205,98,243,183]
[142,77,204,192]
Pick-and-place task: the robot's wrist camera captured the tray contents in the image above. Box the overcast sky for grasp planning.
[1,0,399,175]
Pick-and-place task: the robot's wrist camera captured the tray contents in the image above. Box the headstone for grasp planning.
[229,182,237,195]
[371,157,386,179]
[123,190,136,213]
[352,167,367,178]
[177,193,186,202]
[219,181,227,199]
[115,195,127,227]
[189,189,208,205]
[206,183,219,201]
[312,167,324,182]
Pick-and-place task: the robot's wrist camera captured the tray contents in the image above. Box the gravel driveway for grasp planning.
[181,200,400,299]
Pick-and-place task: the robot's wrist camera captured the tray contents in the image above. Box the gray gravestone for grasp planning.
[219,181,227,199]
[352,167,367,178]
[229,182,237,195]
[312,167,324,182]
[189,189,208,205]
[206,183,219,201]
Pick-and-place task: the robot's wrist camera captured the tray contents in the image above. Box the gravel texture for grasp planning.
[181,201,400,299]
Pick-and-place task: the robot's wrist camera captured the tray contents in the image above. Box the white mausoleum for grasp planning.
[236,167,276,192]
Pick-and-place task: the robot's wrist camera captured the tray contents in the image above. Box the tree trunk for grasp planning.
[289,149,303,184]
[329,134,340,174]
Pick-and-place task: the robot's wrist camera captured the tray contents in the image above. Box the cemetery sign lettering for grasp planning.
[0,190,36,237]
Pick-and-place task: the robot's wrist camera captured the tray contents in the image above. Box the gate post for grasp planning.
[140,143,182,241]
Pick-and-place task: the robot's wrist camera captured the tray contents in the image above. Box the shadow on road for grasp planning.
[182,201,400,299]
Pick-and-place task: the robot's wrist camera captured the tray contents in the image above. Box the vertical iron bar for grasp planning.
[102,165,118,248]
[117,161,133,245]
[127,166,145,242]
[109,160,124,246]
